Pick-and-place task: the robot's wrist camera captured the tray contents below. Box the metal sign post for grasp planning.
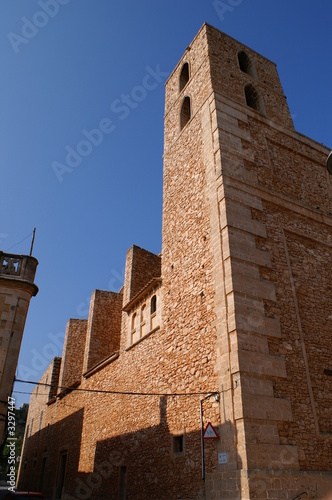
[200,392,220,482]
[200,398,206,482]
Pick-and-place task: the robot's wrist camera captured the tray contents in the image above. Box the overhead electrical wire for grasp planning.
[14,377,223,398]
[5,231,34,252]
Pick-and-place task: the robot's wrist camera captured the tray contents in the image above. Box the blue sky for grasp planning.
[0,0,331,406]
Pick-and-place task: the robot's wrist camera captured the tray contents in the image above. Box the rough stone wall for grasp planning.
[48,357,61,400]
[204,22,332,498]
[123,245,161,305]
[83,290,123,373]
[18,237,218,500]
[18,335,220,499]
[59,319,87,388]
[253,202,332,467]
[125,285,161,347]
[205,24,294,131]
[22,358,61,439]
[163,22,237,496]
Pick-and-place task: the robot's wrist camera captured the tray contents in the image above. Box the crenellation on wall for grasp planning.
[83,289,123,373]
[123,245,161,307]
[59,318,87,388]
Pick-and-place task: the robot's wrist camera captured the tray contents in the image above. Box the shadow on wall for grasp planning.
[18,408,84,499]
[17,397,242,500]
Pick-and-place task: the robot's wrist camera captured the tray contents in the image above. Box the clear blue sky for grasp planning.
[0,0,331,406]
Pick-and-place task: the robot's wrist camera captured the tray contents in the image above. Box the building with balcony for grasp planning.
[0,252,38,445]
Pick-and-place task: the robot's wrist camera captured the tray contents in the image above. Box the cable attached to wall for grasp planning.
[14,377,224,398]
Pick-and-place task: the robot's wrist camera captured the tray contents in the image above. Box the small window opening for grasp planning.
[140,304,146,323]
[55,452,67,500]
[39,411,43,431]
[173,435,184,455]
[131,312,137,343]
[131,313,136,332]
[39,457,47,491]
[150,295,157,315]
[179,62,189,91]
[140,304,146,337]
[180,96,191,130]
[150,295,157,330]
[119,466,127,500]
[244,84,265,115]
[238,51,257,79]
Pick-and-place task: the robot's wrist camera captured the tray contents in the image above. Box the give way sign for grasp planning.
[203,422,219,440]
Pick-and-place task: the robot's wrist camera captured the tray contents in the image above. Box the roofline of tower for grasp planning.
[164,22,278,87]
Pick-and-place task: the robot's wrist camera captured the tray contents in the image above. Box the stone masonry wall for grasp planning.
[163,23,242,498]
[59,319,87,388]
[204,21,332,497]
[123,245,161,306]
[206,24,294,131]
[18,226,221,500]
[83,290,123,373]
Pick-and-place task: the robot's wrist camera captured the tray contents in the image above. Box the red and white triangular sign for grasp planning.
[203,422,219,440]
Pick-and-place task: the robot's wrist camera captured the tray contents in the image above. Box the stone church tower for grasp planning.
[17,24,331,499]
[162,23,332,497]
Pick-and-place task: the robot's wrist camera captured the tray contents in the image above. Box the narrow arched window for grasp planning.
[151,295,157,315]
[131,312,137,332]
[39,411,43,431]
[238,51,257,79]
[179,62,189,91]
[131,312,137,344]
[150,295,157,330]
[180,96,191,130]
[140,304,146,337]
[244,84,265,115]
[140,304,146,323]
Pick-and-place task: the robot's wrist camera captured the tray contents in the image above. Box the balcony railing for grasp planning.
[0,254,22,276]
[0,252,38,283]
